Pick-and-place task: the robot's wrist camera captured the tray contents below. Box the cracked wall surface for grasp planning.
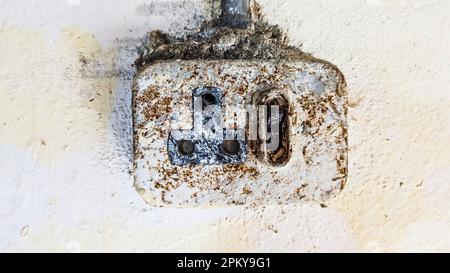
[0,0,449,252]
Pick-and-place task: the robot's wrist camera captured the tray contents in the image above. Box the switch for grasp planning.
[249,88,290,166]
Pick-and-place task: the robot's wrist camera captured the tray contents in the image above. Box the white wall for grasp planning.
[0,0,449,252]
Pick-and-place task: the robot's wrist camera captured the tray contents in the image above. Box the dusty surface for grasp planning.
[133,59,347,206]
[137,21,313,66]
[0,0,450,252]
[133,6,347,207]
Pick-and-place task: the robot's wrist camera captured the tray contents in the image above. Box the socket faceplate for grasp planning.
[133,59,347,207]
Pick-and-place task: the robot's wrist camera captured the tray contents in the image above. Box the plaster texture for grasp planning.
[0,0,449,252]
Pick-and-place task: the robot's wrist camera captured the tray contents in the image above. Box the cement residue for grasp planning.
[136,2,315,69]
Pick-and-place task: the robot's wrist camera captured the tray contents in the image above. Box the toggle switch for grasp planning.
[249,88,290,167]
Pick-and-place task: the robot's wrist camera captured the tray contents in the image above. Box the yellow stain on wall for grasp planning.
[331,88,450,252]
[0,27,118,167]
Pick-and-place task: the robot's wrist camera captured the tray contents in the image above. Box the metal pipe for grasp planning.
[219,0,250,29]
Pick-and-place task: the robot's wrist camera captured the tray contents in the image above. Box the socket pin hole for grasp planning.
[201,93,218,109]
[221,140,240,155]
[178,140,194,155]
